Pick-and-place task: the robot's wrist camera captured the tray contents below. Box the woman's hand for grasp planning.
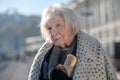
[56,64,67,73]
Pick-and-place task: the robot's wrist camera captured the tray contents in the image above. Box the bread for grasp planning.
[56,54,77,77]
[64,54,77,77]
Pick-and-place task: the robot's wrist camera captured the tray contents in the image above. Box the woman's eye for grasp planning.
[47,27,52,30]
[57,24,62,28]
[57,24,60,26]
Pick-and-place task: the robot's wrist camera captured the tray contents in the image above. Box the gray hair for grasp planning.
[40,3,80,42]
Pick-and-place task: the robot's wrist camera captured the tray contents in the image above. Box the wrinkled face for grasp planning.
[46,14,74,48]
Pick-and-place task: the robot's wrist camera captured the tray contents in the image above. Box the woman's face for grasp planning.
[46,14,74,48]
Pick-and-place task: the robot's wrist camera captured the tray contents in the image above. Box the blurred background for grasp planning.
[0,0,120,80]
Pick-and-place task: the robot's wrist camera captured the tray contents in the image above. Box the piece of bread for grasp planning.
[56,54,77,77]
[64,54,77,77]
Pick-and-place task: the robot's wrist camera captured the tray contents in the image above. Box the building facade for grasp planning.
[25,36,45,56]
[68,0,120,60]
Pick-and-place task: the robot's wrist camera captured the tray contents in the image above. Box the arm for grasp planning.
[104,51,117,80]
[99,43,117,80]
[28,42,53,80]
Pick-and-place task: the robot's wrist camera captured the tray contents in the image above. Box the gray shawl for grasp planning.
[28,30,117,80]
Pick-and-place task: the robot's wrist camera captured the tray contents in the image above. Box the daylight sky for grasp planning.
[0,0,71,16]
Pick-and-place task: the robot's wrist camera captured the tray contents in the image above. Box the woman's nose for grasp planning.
[51,28,58,36]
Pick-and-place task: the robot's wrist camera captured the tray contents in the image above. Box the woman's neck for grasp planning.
[61,36,75,50]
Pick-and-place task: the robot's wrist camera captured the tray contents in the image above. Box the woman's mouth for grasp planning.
[55,38,61,42]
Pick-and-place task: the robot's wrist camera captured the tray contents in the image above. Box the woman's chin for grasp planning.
[55,42,64,47]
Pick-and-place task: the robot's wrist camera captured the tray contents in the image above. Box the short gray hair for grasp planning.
[40,3,80,42]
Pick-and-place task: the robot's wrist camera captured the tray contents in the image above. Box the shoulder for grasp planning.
[34,42,53,61]
[77,30,101,47]
[77,30,104,57]
[38,42,53,55]
[28,42,53,80]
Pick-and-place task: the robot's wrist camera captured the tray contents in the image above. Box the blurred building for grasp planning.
[68,0,120,59]
[25,36,44,56]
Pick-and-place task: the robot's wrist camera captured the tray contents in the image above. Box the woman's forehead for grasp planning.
[46,14,64,23]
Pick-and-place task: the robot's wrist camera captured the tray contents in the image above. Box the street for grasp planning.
[0,58,32,80]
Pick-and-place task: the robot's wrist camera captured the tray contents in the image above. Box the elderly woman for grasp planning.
[28,3,117,80]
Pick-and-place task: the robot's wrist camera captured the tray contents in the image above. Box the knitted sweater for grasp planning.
[28,31,117,80]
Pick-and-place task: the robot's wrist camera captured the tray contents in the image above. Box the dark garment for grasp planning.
[49,68,71,80]
[40,37,77,80]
